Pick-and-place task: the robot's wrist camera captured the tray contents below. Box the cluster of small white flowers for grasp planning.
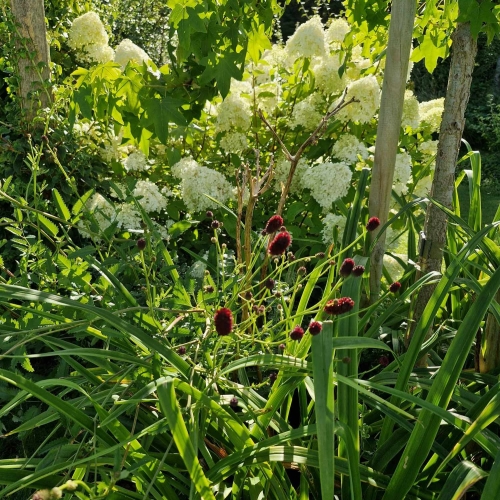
[273,157,309,193]
[262,45,288,68]
[345,46,371,80]
[215,94,252,132]
[332,134,369,163]
[312,55,346,95]
[325,18,350,45]
[419,98,445,133]
[190,252,209,279]
[68,12,114,64]
[115,203,142,230]
[302,161,352,211]
[255,81,281,114]
[123,150,151,172]
[171,158,233,212]
[413,175,433,197]
[82,43,114,64]
[419,139,439,157]
[101,131,131,163]
[230,78,253,96]
[290,93,323,130]
[336,75,381,123]
[401,90,420,130]
[78,193,116,239]
[220,132,248,153]
[133,180,168,213]
[321,213,346,244]
[285,16,326,60]
[68,12,109,50]
[393,151,413,195]
[114,39,151,69]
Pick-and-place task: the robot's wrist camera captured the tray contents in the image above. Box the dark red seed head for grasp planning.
[315,252,326,259]
[340,258,356,277]
[211,220,221,229]
[366,217,381,231]
[278,343,286,351]
[308,321,322,336]
[379,355,390,367]
[290,325,304,341]
[214,307,233,335]
[389,281,402,293]
[268,231,292,256]
[137,238,146,251]
[342,356,351,364]
[324,297,355,315]
[230,396,238,408]
[297,266,307,276]
[265,278,275,290]
[264,214,284,234]
[269,372,278,383]
[177,345,186,355]
[352,265,365,277]
[206,210,213,218]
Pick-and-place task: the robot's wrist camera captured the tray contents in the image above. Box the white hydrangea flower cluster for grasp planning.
[68,12,114,64]
[285,16,326,60]
[290,93,323,130]
[393,151,413,195]
[77,193,116,239]
[273,157,309,193]
[325,18,350,45]
[321,213,347,244]
[413,175,433,197]
[220,132,248,153]
[302,162,352,211]
[114,39,151,69]
[172,157,233,212]
[336,75,381,123]
[255,81,281,114]
[133,180,169,213]
[419,139,439,157]
[332,134,369,163]
[312,55,346,95]
[123,151,151,172]
[419,98,445,133]
[215,94,252,132]
[100,131,132,163]
[401,90,420,130]
[262,45,288,68]
[115,203,142,230]
[345,45,371,80]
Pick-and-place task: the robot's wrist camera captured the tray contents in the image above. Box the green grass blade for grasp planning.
[481,449,500,499]
[311,320,335,500]
[157,379,216,500]
[382,264,500,500]
[436,461,487,500]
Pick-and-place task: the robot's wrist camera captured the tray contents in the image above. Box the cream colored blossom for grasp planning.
[322,213,346,244]
[393,151,413,195]
[68,12,108,50]
[401,90,420,130]
[419,98,445,133]
[273,157,309,193]
[215,94,252,132]
[290,93,324,130]
[220,132,248,153]
[419,139,439,157]
[114,39,151,68]
[285,16,326,59]
[325,18,350,45]
[123,150,151,172]
[133,180,168,213]
[332,134,368,163]
[312,54,346,95]
[335,75,381,123]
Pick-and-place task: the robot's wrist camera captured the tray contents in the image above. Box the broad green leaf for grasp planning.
[248,23,271,62]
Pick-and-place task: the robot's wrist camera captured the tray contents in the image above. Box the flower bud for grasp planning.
[137,238,146,251]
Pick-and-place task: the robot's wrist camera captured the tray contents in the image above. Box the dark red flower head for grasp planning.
[324,297,355,315]
[214,307,233,335]
[137,238,146,251]
[352,265,365,277]
[268,231,292,256]
[264,214,284,234]
[389,281,402,293]
[230,396,239,408]
[308,321,322,336]
[379,355,390,367]
[265,278,275,290]
[366,217,381,231]
[290,325,304,341]
[340,258,355,277]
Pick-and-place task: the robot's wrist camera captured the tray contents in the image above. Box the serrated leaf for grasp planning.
[248,23,271,63]
[37,214,58,237]
[72,189,94,216]
[144,97,187,144]
[52,189,70,221]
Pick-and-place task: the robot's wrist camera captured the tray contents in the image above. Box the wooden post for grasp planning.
[9,0,52,122]
[368,0,417,301]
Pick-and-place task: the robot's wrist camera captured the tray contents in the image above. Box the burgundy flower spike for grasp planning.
[214,308,233,335]
[366,217,381,231]
[324,297,355,315]
[264,214,284,234]
[340,258,355,277]
[268,231,292,256]
[389,281,402,293]
[290,325,304,341]
[308,321,322,336]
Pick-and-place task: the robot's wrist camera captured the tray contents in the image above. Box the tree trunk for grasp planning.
[368,0,417,301]
[10,0,52,122]
[406,22,478,362]
[479,289,500,373]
